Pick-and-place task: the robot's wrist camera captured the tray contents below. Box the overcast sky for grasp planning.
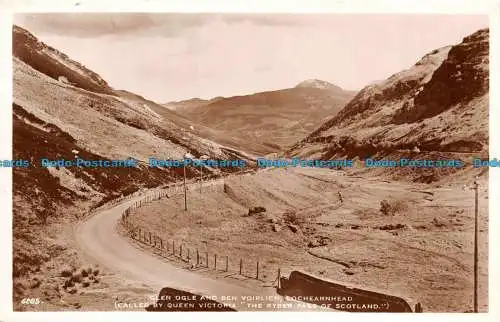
[15,13,488,102]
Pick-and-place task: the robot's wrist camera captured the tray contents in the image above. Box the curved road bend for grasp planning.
[75,183,318,312]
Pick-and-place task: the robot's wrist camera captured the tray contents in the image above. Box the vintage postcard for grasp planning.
[1,1,497,320]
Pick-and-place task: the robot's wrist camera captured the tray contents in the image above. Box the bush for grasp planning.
[63,279,74,288]
[248,206,266,216]
[70,272,83,283]
[60,267,73,278]
[283,210,305,226]
[380,199,407,216]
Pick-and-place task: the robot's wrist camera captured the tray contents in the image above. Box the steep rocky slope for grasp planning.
[11,25,252,304]
[289,28,489,182]
[13,25,114,95]
[172,81,356,154]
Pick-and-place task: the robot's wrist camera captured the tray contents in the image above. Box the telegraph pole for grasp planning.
[183,161,187,211]
[473,180,479,312]
[199,155,208,193]
[200,166,203,193]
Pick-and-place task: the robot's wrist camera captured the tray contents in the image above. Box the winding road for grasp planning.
[74,178,299,311]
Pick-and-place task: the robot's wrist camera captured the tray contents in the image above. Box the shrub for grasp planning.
[70,272,83,283]
[36,209,50,225]
[82,279,90,288]
[283,210,305,226]
[60,267,73,278]
[248,206,266,216]
[380,199,407,216]
[63,279,74,288]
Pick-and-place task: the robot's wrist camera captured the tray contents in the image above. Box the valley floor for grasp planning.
[127,167,488,312]
[13,167,488,312]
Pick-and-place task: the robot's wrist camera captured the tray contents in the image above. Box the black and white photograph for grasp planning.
[4,5,494,316]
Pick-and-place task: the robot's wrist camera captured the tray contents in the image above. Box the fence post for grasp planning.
[149,231,152,244]
[172,241,175,255]
[239,259,243,275]
[214,254,217,270]
[196,249,199,266]
[205,252,209,268]
[160,238,163,250]
[225,256,228,272]
[180,244,183,259]
[188,249,191,262]
[256,261,259,280]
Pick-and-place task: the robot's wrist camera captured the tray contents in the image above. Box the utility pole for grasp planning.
[183,153,194,211]
[183,162,187,211]
[473,180,479,313]
[199,155,208,193]
[200,165,203,193]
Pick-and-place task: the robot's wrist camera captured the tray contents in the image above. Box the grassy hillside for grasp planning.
[288,28,489,183]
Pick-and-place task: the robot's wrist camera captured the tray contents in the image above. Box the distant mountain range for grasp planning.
[165,80,357,154]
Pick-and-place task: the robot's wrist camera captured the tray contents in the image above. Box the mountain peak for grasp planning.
[295,79,343,91]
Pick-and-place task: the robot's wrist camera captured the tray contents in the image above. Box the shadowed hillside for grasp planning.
[289,28,489,183]
[11,25,253,307]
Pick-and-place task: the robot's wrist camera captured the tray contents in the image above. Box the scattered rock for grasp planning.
[67,287,77,294]
[196,219,202,224]
[308,235,331,248]
[344,269,355,275]
[432,217,446,227]
[81,268,89,277]
[93,268,100,276]
[268,217,278,224]
[272,224,281,232]
[82,280,90,288]
[350,225,360,230]
[308,240,319,248]
[335,223,344,228]
[288,224,299,233]
[378,223,406,230]
[71,272,83,283]
[30,277,41,289]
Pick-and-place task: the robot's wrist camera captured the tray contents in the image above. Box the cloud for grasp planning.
[14,13,215,38]
[220,14,313,26]
[14,13,314,38]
